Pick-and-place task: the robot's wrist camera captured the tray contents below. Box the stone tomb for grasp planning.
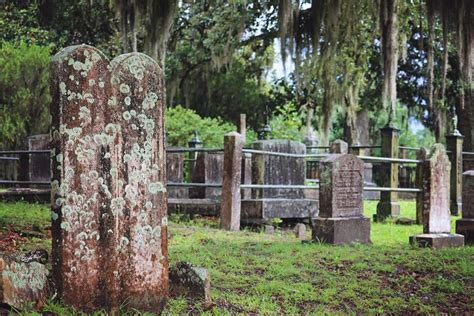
[410,144,464,248]
[311,154,371,244]
[166,148,188,199]
[456,170,474,243]
[241,140,318,223]
[189,151,224,199]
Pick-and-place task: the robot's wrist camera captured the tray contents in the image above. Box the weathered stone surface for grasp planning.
[312,154,370,244]
[416,148,428,224]
[169,262,211,304]
[251,140,306,199]
[455,171,474,242]
[420,144,451,234]
[241,199,318,223]
[329,139,348,154]
[311,217,371,244]
[409,233,464,249]
[167,150,188,199]
[50,45,168,312]
[189,152,224,199]
[241,153,252,200]
[446,134,463,215]
[0,250,49,310]
[294,223,306,240]
[220,132,242,231]
[27,134,50,186]
[319,154,364,218]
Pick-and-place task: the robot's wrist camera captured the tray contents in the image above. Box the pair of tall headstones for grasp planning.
[50,45,167,312]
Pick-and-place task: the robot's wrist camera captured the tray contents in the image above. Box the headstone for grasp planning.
[264,225,275,234]
[167,149,188,199]
[28,134,50,187]
[311,154,370,244]
[169,262,211,305]
[51,45,168,312]
[0,250,49,310]
[189,152,224,199]
[241,152,252,200]
[456,171,474,243]
[329,139,348,154]
[294,223,306,240]
[410,144,464,248]
[241,139,318,223]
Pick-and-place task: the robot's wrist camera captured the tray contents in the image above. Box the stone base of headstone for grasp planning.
[241,199,318,224]
[311,217,371,244]
[409,233,464,249]
[455,219,474,243]
[168,198,220,216]
[395,217,417,225]
[374,202,400,222]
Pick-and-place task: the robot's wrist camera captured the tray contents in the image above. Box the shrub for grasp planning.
[0,42,51,148]
[165,105,236,148]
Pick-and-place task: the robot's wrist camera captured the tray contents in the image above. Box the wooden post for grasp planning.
[220,132,242,231]
[446,132,464,216]
[375,126,400,221]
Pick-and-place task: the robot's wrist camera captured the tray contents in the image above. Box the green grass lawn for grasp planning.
[0,200,473,314]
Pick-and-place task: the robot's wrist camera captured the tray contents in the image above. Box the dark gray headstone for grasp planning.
[167,149,187,199]
[28,134,50,185]
[251,140,306,199]
[189,152,224,199]
[456,170,474,242]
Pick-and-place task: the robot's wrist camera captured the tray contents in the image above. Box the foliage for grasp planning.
[165,105,236,148]
[268,102,305,141]
[0,42,51,148]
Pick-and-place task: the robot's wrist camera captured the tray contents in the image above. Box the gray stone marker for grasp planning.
[28,134,50,186]
[241,139,318,223]
[311,154,371,244]
[456,170,474,243]
[51,45,168,312]
[410,144,464,248]
[167,149,188,199]
[330,139,348,154]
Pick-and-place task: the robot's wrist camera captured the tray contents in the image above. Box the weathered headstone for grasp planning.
[294,223,306,240]
[241,139,318,223]
[167,149,188,199]
[0,250,49,310]
[456,171,474,243]
[28,134,50,187]
[410,144,464,248]
[311,154,371,244]
[169,262,211,305]
[51,45,168,312]
[189,152,224,199]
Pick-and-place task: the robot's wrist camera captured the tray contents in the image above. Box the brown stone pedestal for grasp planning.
[456,219,474,243]
[409,234,464,249]
[311,217,371,245]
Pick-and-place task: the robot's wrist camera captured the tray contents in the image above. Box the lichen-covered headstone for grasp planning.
[50,45,168,312]
[410,144,464,248]
[311,154,371,244]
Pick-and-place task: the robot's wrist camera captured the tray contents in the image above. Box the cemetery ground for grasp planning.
[0,201,473,315]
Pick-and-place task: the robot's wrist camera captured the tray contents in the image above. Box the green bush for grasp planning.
[268,102,305,142]
[0,42,51,148]
[165,105,236,148]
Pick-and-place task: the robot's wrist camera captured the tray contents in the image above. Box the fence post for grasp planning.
[446,132,464,216]
[375,126,400,221]
[239,114,247,144]
[220,132,243,231]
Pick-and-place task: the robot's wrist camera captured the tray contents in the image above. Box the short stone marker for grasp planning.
[169,261,211,306]
[0,250,49,310]
[294,223,306,240]
[410,144,464,248]
[456,170,474,243]
[329,139,348,154]
[311,154,370,244]
[51,45,168,312]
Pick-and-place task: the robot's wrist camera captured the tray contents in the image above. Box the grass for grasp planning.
[0,200,473,314]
